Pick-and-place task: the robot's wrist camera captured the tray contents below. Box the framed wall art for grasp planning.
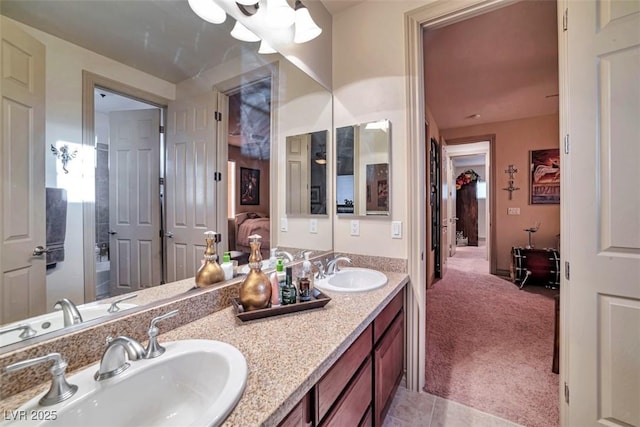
[530,148,560,204]
[240,167,260,205]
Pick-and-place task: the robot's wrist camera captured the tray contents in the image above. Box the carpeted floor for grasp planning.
[426,244,559,427]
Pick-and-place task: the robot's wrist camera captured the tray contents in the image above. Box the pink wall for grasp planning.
[441,114,560,274]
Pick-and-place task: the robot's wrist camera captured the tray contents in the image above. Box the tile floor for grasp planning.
[382,386,523,427]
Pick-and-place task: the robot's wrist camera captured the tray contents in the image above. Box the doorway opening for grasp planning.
[82,72,170,303]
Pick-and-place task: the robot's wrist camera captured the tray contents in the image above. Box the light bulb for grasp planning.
[188,0,226,24]
[266,0,295,29]
[294,0,321,43]
[230,21,261,42]
[236,0,259,5]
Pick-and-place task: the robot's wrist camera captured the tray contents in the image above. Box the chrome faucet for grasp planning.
[4,352,77,406]
[94,336,145,381]
[107,293,138,313]
[54,298,83,327]
[275,250,294,263]
[314,260,326,280]
[0,323,37,339]
[145,309,179,359]
[326,257,352,275]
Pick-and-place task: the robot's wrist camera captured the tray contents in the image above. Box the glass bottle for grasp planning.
[239,234,272,311]
[194,231,225,288]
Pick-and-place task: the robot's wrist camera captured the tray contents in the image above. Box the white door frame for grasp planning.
[81,71,170,302]
[404,5,564,424]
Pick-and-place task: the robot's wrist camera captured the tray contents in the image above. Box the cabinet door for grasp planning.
[374,312,404,426]
[279,392,312,427]
[322,357,372,427]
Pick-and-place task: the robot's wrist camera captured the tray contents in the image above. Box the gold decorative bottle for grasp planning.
[239,234,272,311]
[195,231,225,288]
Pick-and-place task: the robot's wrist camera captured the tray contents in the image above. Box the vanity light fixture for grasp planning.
[294,0,322,43]
[188,0,322,48]
[230,21,261,42]
[187,0,227,24]
[314,151,327,165]
[258,40,278,54]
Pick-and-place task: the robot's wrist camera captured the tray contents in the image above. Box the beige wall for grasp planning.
[441,114,560,273]
[332,1,424,258]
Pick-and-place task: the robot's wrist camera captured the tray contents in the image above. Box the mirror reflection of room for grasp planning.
[285,130,328,216]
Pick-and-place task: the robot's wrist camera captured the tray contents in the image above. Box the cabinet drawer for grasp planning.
[316,325,373,422]
[322,356,372,427]
[359,406,373,427]
[279,392,312,427]
[374,290,404,343]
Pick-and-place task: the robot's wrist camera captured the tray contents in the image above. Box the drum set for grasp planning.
[510,223,560,289]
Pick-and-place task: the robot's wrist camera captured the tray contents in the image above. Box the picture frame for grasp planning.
[530,148,560,204]
[240,167,260,205]
[365,163,389,214]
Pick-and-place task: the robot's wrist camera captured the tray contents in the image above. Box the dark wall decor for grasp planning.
[240,167,260,205]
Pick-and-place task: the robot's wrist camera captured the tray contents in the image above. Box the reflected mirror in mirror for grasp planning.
[285,131,328,216]
[0,1,333,350]
[336,119,391,216]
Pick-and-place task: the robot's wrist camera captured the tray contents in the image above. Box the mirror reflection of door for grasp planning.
[94,90,163,298]
[287,133,311,214]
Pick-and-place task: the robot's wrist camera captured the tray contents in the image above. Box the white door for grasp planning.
[286,133,310,215]
[565,1,640,425]
[0,20,46,323]
[440,138,448,277]
[165,91,221,282]
[449,155,457,257]
[108,109,161,296]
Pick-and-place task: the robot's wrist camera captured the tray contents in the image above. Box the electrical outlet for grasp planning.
[280,217,288,232]
[309,219,318,234]
[507,207,520,215]
[391,221,402,239]
[350,220,360,236]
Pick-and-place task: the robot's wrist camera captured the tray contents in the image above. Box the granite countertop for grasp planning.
[0,271,408,426]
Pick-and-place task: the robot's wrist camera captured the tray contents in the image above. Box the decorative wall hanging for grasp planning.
[530,149,560,204]
[503,164,520,200]
[50,144,77,174]
[240,167,260,205]
[455,169,480,190]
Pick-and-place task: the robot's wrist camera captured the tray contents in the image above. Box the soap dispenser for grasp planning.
[239,234,272,311]
[195,231,225,288]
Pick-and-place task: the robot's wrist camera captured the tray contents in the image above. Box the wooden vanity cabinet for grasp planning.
[280,287,405,427]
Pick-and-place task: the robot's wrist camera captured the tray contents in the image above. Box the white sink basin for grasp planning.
[0,303,137,347]
[2,339,247,427]
[315,268,388,292]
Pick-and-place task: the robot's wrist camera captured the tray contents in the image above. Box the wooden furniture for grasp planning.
[280,288,405,427]
[511,247,560,289]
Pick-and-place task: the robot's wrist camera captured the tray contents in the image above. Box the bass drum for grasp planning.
[511,247,560,289]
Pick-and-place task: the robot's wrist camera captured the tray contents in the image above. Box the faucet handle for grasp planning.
[145,309,179,359]
[313,260,326,279]
[4,353,78,406]
[107,293,137,313]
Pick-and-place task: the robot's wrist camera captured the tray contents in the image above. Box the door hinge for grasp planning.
[421,252,424,261]
[564,134,570,154]
[159,125,165,134]
[563,8,568,31]
[565,261,570,280]
[214,111,222,122]
[214,172,222,182]
[159,229,163,238]
[564,382,570,404]
[159,177,164,185]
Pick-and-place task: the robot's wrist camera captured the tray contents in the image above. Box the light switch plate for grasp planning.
[280,217,288,232]
[350,220,360,236]
[309,219,318,234]
[507,207,520,215]
[391,221,402,239]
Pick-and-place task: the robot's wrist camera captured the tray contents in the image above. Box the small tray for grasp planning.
[231,289,331,322]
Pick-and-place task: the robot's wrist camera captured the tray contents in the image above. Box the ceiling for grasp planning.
[424,0,559,130]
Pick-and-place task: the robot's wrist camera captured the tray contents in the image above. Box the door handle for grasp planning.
[108,231,117,235]
[32,246,50,256]
[165,231,173,239]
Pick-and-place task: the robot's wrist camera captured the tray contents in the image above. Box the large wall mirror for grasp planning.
[0,1,333,351]
[286,131,328,216]
[336,119,391,216]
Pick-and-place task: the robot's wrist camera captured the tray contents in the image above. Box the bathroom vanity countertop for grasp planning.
[159,270,409,427]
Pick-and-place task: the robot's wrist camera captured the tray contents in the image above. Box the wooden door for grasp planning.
[0,20,46,323]
[165,91,220,282]
[565,0,640,425]
[108,109,161,295]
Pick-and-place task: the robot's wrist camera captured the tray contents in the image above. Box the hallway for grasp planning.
[426,243,559,426]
